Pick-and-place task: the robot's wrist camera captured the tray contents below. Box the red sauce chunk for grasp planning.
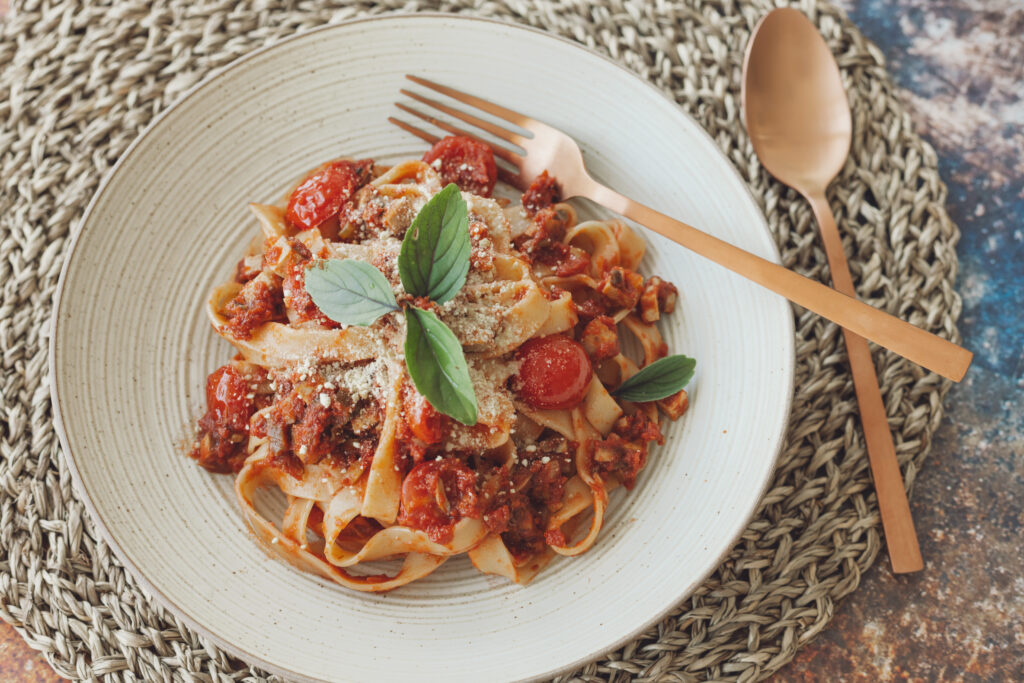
[422,136,497,197]
[286,158,374,231]
[515,335,593,410]
[579,315,620,362]
[521,171,561,216]
[597,266,645,310]
[234,254,262,283]
[281,240,340,328]
[223,273,286,339]
[512,206,590,276]
[402,384,447,445]
[284,264,340,328]
[584,412,664,489]
[398,458,479,544]
[190,364,265,473]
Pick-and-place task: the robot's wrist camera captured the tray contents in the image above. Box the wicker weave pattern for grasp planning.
[0,0,959,680]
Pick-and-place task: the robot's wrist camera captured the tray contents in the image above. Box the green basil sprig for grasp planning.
[304,260,399,326]
[612,355,696,403]
[301,185,478,424]
[398,183,471,304]
[404,306,478,425]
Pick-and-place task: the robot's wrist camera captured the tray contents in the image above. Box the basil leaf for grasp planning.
[398,183,471,304]
[304,259,399,326]
[404,306,478,425]
[612,355,696,403]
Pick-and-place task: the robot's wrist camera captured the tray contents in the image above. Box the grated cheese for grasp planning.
[328,359,384,403]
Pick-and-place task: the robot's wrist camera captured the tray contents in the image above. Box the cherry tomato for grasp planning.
[204,365,253,432]
[285,159,372,230]
[422,136,497,197]
[515,335,593,410]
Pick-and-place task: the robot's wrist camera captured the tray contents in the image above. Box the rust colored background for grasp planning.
[0,0,1020,680]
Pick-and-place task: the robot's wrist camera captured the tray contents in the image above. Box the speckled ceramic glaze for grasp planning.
[50,15,794,682]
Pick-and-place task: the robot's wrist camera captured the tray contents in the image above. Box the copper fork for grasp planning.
[389,75,972,382]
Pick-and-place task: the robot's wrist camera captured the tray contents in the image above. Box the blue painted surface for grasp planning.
[848,3,1024,378]
[788,2,1023,679]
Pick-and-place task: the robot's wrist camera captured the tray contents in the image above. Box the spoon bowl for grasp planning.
[742,8,852,194]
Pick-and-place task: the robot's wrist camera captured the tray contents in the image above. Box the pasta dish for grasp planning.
[189,135,693,591]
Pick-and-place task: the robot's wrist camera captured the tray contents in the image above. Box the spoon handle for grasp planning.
[807,192,924,573]
[582,180,972,382]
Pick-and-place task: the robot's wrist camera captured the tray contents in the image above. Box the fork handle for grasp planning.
[807,192,923,573]
[579,179,972,382]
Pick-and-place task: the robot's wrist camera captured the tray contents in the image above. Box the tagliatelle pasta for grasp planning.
[189,137,691,591]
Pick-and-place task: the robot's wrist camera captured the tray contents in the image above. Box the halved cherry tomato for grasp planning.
[192,364,260,474]
[285,159,372,230]
[205,365,253,432]
[515,335,593,410]
[422,136,497,197]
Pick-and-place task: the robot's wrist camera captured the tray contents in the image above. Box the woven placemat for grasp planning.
[0,0,961,680]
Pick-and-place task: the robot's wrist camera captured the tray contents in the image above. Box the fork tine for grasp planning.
[399,89,529,148]
[388,116,439,145]
[387,116,526,191]
[394,103,523,166]
[405,75,534,130]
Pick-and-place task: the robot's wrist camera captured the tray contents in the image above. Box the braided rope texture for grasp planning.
[0,0,961,680]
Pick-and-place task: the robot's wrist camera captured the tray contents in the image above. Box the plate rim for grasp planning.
[49,12,796,683]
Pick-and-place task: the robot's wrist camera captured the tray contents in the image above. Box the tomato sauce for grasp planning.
[579,316,620,362]
[223,274,286,339]
[234,255,262,284]
[281,239,341,328]
[476,435,574,561]
[597,266,645,310]
[584,412,664,489]
[513,206,570,259]
[398,458,479,544]
[402,384,446,444]
[422,136,497,197]
[639,276,679,323]
[521,171,561,216]
[339,185,389,241]
[190,363,268,473]
[511,186,681,330]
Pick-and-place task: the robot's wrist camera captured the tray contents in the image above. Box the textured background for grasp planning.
[784,1,1024,681]
[0,0,1020,681]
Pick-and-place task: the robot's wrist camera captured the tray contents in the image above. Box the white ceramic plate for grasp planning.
[51,14,794,683]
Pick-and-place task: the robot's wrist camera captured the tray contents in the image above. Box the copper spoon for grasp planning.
[742,8,923,573]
